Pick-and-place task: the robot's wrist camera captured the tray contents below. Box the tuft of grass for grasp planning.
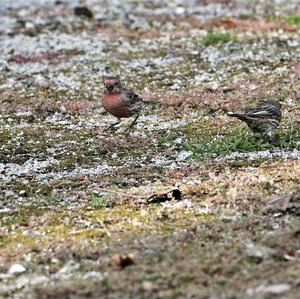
[285,15,300,25]
[156,132,179,145]
[268,14,300,25]
[202,32,234,46]
[91,196,109,207]
[185,133,269,159]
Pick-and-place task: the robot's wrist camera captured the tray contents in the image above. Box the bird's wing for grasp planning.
[246,103,281,119]
[122,89,143,105]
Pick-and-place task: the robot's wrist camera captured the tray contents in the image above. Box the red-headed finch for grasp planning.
[102,76,146,131]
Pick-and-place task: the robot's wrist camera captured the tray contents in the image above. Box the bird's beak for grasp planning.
[106,84,114,92]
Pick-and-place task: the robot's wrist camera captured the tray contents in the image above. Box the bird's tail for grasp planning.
[143,100,160,105]
[142,100,161,110]
[227,112,248,121]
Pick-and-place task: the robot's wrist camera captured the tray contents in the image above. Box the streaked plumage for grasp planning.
[102,76,145,131]
[227,100,282,135]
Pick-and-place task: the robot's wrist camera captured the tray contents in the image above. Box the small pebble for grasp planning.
[8,264,26,275]
[34,75,50,88]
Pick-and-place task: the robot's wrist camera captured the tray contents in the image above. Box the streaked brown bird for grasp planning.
[227,100,282,136]
[102,76,145,132]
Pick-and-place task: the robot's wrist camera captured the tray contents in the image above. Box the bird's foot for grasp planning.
[103,121,120,133]
[103,126,115,133]
[124,124,135,132]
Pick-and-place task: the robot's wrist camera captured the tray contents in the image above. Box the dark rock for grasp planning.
[74,6,93,18]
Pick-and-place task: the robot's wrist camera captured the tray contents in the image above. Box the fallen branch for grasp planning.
[97,188,143,199]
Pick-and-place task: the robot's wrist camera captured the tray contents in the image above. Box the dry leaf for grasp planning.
[146,187,181,204]
[146,190,171,204]
[172,188,182,200]
[111,253,135,268]
[263,191,295,211]
[246,283,291,296]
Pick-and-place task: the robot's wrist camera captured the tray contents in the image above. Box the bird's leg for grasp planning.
[104,118,121,132]
[125,115,139,131]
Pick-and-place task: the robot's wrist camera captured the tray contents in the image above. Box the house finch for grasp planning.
[227,100,282,136]
[102,76,145,131]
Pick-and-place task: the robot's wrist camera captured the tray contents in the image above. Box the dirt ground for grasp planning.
[0,1,300,298]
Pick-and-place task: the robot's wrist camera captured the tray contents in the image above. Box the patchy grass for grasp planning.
[156,131,179,145]
[185,131,269,158]
[268,14,300,26]
[285,15,300,25]
[184,125,300,160]
[202,32,235,46]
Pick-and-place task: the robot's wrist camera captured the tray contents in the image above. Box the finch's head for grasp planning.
[104,75,121,93]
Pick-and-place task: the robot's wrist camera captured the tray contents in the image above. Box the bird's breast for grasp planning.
[102,94,132,118]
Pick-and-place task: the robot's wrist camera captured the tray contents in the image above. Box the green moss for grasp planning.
[0,233,41,250]
[0,201,219,254]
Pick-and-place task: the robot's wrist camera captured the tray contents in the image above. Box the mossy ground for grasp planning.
[1,1,300,299]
